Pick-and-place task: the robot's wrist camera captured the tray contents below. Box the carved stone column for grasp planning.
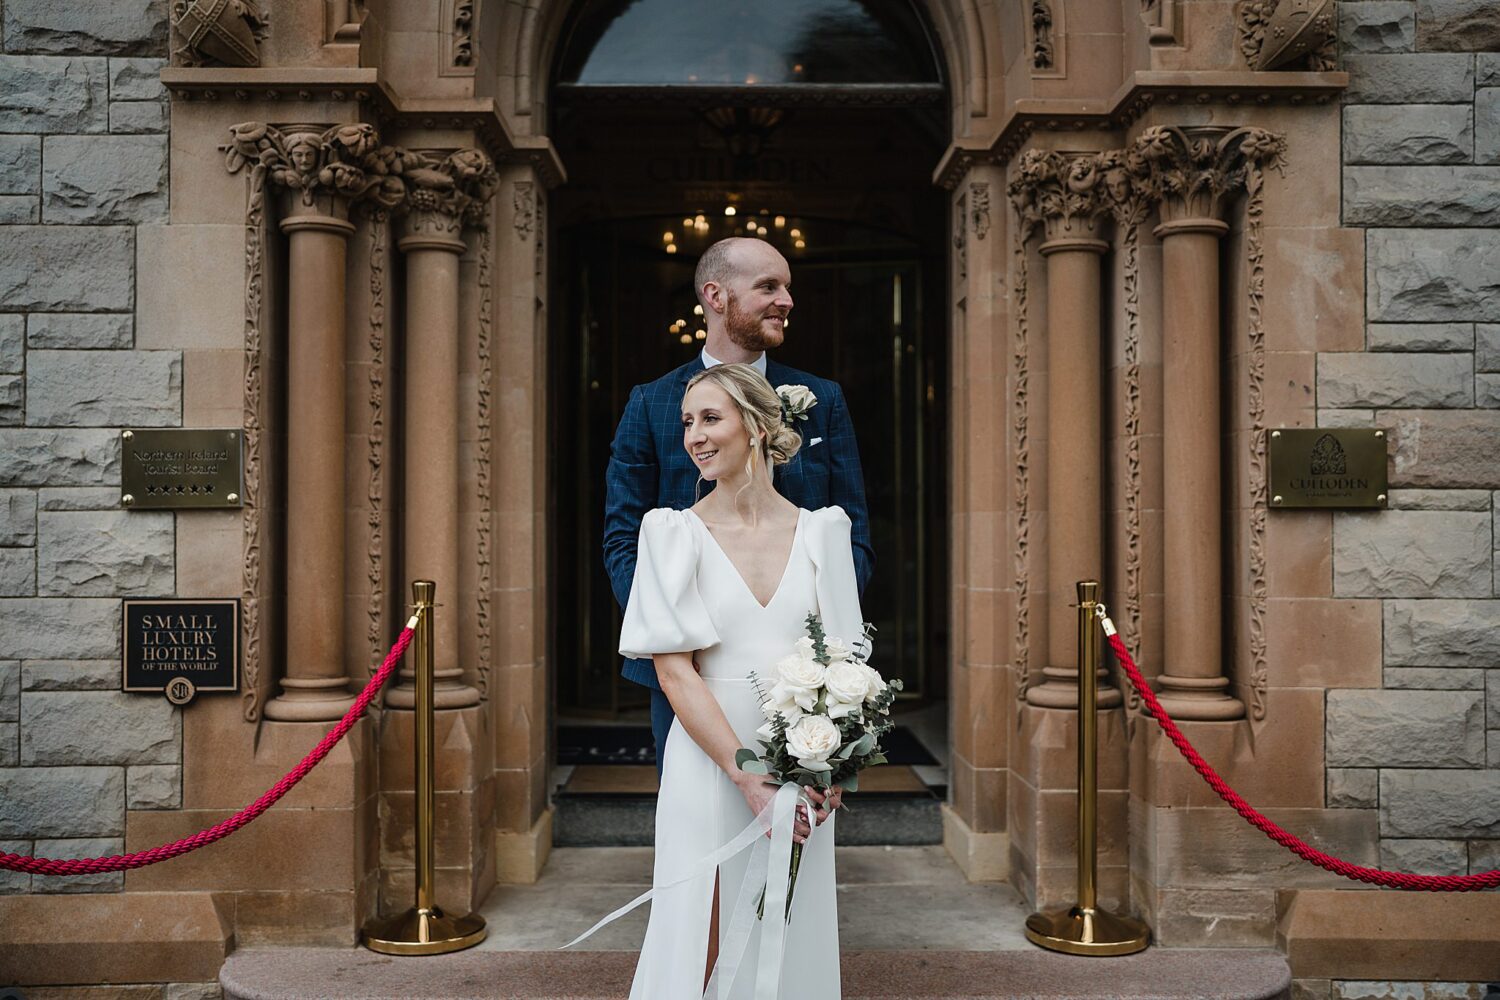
[1134,124,1283,721]
[1010,151,1120,710]
[225,123,386,722]
[386,149,498,710]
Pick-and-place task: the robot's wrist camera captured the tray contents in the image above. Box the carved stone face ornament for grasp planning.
[286,135,320,179]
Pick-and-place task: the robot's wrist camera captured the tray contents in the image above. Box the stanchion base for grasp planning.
[362,905,487,956]
[1024,905,1150,957]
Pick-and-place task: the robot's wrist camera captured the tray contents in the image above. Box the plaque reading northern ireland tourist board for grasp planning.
[1267,428,1388,509]
[122,599,239,705]
[120,428,244,510]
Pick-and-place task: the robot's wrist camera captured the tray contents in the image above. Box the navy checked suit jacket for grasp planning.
[604,357,875,691]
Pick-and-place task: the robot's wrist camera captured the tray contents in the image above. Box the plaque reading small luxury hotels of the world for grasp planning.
[120,428,243,509]
[122,599,239,705]
[1267,428,1388,509]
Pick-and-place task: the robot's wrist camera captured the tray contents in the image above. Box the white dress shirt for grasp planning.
[700,346,767,377]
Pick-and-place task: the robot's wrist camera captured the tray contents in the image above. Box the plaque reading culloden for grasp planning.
[121,428,244,509]
[1267,428,1388,509]
[122,599,240,705]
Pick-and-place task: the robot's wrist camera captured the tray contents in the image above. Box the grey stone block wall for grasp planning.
[0,6,176,892]
[1329,16,1500,880]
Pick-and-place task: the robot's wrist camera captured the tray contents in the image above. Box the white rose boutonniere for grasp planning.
[775,384,817,425]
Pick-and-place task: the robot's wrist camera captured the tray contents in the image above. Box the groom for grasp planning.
[604,237,874,775]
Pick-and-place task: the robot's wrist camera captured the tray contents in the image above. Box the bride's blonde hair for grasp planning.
[685,363,802,470]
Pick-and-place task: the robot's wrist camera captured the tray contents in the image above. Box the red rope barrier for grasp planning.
[0,626,415,876]
[1101,611,1500,892]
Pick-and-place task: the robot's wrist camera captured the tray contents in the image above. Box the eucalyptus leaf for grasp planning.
[839,773,859,793]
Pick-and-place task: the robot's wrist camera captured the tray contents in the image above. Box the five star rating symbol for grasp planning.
[144,483,217,496]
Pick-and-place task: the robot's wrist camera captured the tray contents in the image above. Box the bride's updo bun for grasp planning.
[685,363,802,468]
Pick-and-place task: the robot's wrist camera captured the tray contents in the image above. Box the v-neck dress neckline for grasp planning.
[687,507,805,611]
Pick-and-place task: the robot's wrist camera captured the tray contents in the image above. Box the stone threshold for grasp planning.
[221,947,1291,999]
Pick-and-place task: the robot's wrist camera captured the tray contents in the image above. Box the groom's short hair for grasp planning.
[694,238,742,308]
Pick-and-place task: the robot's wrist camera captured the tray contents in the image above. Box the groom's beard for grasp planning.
[724,290,785,353]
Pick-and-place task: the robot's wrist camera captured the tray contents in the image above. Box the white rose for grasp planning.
[860,664,887,703]
[793,636,818,661]
[772,653,825,711]
[785,714,841,771]
[825,660,869,705]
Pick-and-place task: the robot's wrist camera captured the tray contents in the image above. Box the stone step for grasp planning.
[220,946,1292,999]
[553,791,943,846]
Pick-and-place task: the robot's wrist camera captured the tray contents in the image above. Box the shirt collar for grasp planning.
[701,346,767,377]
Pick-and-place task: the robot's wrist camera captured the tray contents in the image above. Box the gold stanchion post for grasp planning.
[1024,580,1150,956]
[363,580,487,955]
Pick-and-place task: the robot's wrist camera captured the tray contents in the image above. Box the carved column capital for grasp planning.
[1132,125,1287,237]
[374,147,500,254]
[224,121,395,233]
[1008,149,1109,254]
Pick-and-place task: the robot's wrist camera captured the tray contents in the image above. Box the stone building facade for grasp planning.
[0,0,1497,996]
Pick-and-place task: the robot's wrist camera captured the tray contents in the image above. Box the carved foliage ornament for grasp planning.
[454,0,476,66]
[1132,124,1287,227]
[173,0,268,67]
[1031,0,1055,70]
[386,147,501,236]
[224,122,389,206]
[513,181,536,241]
[970,182,991,241]
[224,124,499,223]
[1238,0,1337,72]
[1007,148,1108,243]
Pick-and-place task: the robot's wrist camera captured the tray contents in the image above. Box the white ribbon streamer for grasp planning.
[754,782,799,1000]
[560,781,815,1000]
[705,829,769,1000]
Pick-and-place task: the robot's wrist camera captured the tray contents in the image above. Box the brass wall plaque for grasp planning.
[122,599,239,705]
[120,428,243,509]
[1267,428,1388,509]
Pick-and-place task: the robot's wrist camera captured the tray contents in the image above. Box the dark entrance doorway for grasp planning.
[546,0,951,723]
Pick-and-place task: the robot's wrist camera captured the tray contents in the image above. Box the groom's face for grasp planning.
[720,247,792,353]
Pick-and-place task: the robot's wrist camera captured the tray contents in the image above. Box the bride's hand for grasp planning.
[804,784,843,825]
[736,776,812,844]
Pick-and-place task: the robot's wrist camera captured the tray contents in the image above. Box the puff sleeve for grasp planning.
[618,508,721,659]
[805,506,864,649]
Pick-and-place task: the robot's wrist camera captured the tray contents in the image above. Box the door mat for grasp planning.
[559,763,933,797]
[557,724,938,767]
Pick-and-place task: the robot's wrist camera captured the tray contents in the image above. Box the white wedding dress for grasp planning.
[595,505,862,1000]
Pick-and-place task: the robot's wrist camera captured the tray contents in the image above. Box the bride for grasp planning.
[585,362,861,999]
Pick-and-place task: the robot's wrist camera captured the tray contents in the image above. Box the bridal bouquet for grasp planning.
[737,613,903,917]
